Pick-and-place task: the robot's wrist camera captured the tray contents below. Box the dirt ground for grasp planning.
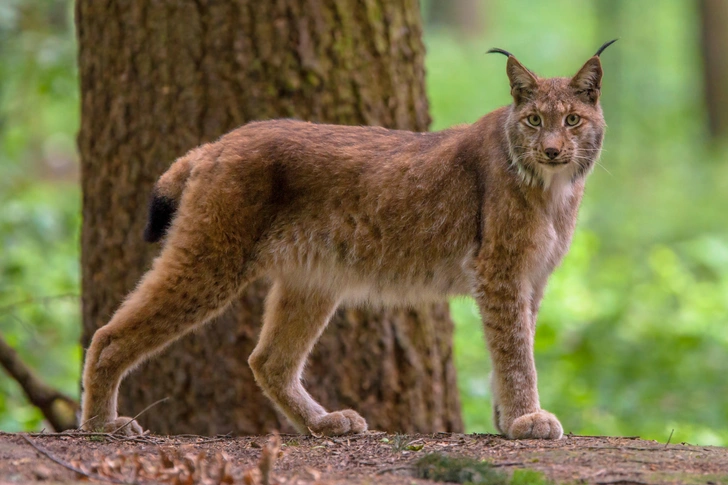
[1,431,727,485]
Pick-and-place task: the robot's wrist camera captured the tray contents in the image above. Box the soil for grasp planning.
[1,431,726,485]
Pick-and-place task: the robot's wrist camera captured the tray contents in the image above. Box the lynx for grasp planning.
[81,40,616,439]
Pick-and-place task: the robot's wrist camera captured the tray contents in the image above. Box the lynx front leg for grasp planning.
[249,280,367,436]
[475,277,562,440]
[492,272,548,429]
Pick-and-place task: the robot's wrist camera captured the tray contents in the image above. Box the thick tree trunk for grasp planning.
[700,0,728,140]
[77,0,462,435]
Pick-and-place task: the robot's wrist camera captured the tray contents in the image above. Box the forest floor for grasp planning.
[1,431,727,485]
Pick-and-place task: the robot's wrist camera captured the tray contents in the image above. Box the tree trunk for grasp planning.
[77,0,463,435]
[700,0,728,140]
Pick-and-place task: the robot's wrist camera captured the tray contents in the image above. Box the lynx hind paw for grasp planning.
[309,410,368,436]
[102,416,145,436]
[507,410,563,440]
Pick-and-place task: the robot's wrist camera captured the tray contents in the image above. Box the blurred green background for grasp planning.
[2,0,727,445]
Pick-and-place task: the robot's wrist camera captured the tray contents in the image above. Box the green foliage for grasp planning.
[429,1,728,446]
[0,183,81,431]
[2,0,728,449]
[415,453,553,485]
[0,0,80,431]
[415,453,508,485]
[509,469,553,485]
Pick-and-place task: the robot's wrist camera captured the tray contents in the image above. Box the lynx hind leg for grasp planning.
[248,280,367,436]
[81,233,251,434]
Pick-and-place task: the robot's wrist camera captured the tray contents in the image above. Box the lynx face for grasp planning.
[501,55,607,189]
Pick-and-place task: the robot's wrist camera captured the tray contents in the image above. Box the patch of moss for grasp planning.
[510,469,553,485]
[414,453,553,485]
[414,453,508,485]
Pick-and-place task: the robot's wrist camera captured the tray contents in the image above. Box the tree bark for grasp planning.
[77,0,462,435]
[699,0,728,140]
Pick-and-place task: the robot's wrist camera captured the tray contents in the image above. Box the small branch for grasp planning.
[491,461,525,467]
[567,433,641,440]
[0,332,78,431]
[27,430,164,445]
[665,429,674,448]
[375,465,413,475]
[112,397,169,435]
[0,293,80,315]
[596,480,649,485]
[21,434,132,484]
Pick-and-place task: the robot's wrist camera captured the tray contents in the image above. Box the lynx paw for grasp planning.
[101,417,144,436]
[507,410,563,440]
[309,410,367,436]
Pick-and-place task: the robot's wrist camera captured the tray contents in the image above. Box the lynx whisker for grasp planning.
[592,160,613,176]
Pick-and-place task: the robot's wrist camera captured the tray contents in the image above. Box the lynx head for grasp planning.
[489,40,616,189]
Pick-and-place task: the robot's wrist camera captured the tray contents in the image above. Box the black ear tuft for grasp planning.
[489,47,539,105]
[594,39,618,57]
[487,47,514,58]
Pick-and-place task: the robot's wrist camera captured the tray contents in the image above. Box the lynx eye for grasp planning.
[526,114,541,127]
[566,114,581,126]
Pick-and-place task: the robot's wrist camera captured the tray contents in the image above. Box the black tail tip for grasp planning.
[143,191,177,243]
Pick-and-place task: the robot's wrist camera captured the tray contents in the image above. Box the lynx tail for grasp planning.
[143,152,196,242]
[143,193,177,242]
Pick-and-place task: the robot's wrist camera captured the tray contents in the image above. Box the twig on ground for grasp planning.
[375,464,413,475]
[195,436,233,444]
[490,461,525,467]
[27,430,162,446]
[665,429,674,447]
[112,397,169,436]
[172,432,233,439]
[568,434,641,440]
[21,434,132,484]
[595,480,648,485]
[78,413,101,430]
[28,431,109,438]
[591,446,682,452]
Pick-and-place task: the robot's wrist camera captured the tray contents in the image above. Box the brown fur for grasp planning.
[81,46,610,439]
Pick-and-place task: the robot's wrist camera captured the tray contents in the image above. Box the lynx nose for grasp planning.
[544,147,560,160]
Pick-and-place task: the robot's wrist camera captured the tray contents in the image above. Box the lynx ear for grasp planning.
[506,57,539,104]
[488,48,538,105]
[570,39,616,104]
[570,57,603,104]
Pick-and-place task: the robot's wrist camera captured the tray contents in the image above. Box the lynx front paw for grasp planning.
[507,410,563,440]
[101,417,144,436]
[309,410,368,436]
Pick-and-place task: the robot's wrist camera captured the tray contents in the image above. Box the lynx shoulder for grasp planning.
[81,41,615,439]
